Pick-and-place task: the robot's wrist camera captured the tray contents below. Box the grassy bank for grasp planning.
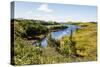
[75,22,97,61]
[61,22,97,61]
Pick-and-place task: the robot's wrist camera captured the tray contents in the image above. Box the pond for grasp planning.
[39,25,80,47]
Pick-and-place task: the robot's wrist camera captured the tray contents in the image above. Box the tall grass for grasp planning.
[60,22,97,61]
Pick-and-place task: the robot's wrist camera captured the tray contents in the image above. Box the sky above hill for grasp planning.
[14,1,97,22]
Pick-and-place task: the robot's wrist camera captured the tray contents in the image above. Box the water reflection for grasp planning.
[41,37,48,47]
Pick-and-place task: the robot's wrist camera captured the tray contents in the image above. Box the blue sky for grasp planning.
[14,1,97,22]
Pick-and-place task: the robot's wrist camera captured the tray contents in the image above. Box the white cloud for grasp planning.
[37,4,53,13]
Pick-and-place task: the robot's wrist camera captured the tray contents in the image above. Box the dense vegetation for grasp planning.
[11,19,97,65]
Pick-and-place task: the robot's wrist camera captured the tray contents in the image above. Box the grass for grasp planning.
[11,19,69,65]
[61,22,97,61]
[13,38,69,65]
[74,22,97,61]
[11,19,97,65]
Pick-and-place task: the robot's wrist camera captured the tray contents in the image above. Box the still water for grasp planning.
[40,25,80,47]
